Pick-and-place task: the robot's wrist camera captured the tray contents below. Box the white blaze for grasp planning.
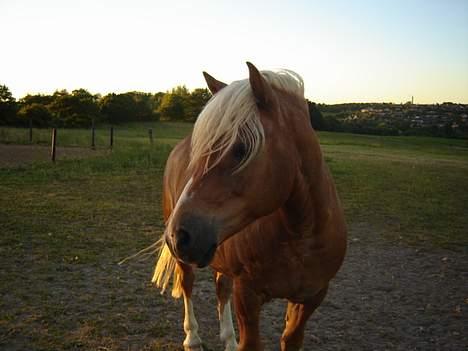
[183,293,203,350]
[218,299,237,351]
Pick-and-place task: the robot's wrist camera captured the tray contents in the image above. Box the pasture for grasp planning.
[0,123,467,350]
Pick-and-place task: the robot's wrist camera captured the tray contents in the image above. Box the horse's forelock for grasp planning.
[189,69,304,175]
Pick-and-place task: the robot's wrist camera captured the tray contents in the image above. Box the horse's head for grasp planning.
[166,62,309,267]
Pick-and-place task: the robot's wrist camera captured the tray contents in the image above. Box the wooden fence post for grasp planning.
[29,118,33,143]
[148,128,153,145]
[110,127,114,149]
[51,128,57,162]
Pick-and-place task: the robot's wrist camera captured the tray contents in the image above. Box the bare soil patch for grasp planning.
[190,223,467,350]
[1,223,465,350]
[0,144,105,168]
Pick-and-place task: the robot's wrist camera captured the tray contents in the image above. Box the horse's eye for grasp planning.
[232,143,247,162]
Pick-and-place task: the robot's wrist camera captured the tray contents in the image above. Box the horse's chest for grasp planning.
[213,233,323,301]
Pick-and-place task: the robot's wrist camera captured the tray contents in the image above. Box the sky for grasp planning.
[1,0,468,104]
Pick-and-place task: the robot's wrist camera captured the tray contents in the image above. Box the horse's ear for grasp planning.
[203,72,227,95]
[247,61,273,109]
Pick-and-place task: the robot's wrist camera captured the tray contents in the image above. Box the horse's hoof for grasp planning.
[184,346,203,351]
[224,344,238,351]
[183,333,204,351]
[184,342,204,351]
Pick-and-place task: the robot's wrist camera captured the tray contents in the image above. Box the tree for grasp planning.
[0,85,18,125]
[100,92,161,124]
[17,103,53,127]
[18,94,55,127]
[307,100,324,130]
[0,85,15,103]
[21,93,54,107]
[153,92,165,110]
[158,91,185,121]
[48,89,100,127]
[185,88,211,121]
[127,92,159,121]
[101,93,137,124]
[158,86,211,121]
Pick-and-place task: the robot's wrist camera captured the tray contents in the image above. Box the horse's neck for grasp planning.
[283,137,332,239]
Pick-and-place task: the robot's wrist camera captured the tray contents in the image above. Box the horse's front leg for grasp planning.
[215,272,238,351]
[179,262,204,351]
[233,278,263,351]
[280,285,328,351]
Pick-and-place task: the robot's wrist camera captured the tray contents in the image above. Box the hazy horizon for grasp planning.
[1,0,467,104]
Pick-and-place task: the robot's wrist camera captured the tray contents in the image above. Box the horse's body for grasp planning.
[153,63,346,350]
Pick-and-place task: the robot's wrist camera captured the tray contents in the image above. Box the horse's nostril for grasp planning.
[175,228,191,252]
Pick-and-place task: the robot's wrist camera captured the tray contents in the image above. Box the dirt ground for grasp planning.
[0,144,104,167]
[3,223,465,351]
[177,223,467,351]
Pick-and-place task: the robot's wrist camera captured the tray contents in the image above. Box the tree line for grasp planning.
[1,84,465,138]
[0,83,323,131]
[0,84,211,128]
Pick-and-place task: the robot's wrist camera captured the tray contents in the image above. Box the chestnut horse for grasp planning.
[153,62,347,351]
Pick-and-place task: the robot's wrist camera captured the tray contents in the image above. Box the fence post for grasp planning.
[91,119,96,150]
[29,118,33,143]
[148,128,153,145]
[51,128,57,162]
[110,126,114,149]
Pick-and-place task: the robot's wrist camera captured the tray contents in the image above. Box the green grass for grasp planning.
[0,121,194,148]
[0,144,176,350]
[0,124,467,349]
[1,126,466,250]
[318,131,468,159]
[316,132,468,248]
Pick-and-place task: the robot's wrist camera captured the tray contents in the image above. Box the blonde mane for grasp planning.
[190,69,304,174]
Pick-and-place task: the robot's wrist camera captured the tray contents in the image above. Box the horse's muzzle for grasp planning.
[167,214,218,268]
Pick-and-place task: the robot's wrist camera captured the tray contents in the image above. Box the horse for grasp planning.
[152,62,347,351]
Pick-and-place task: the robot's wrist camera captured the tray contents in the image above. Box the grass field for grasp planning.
[0,122,193,148]
[317,132,468,248]
[0,123,467,350]
[1,123,466,248]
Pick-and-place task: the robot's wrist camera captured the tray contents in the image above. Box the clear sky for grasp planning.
[1,0,467,103]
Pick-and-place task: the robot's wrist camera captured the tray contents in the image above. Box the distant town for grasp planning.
[313,101,468,138]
